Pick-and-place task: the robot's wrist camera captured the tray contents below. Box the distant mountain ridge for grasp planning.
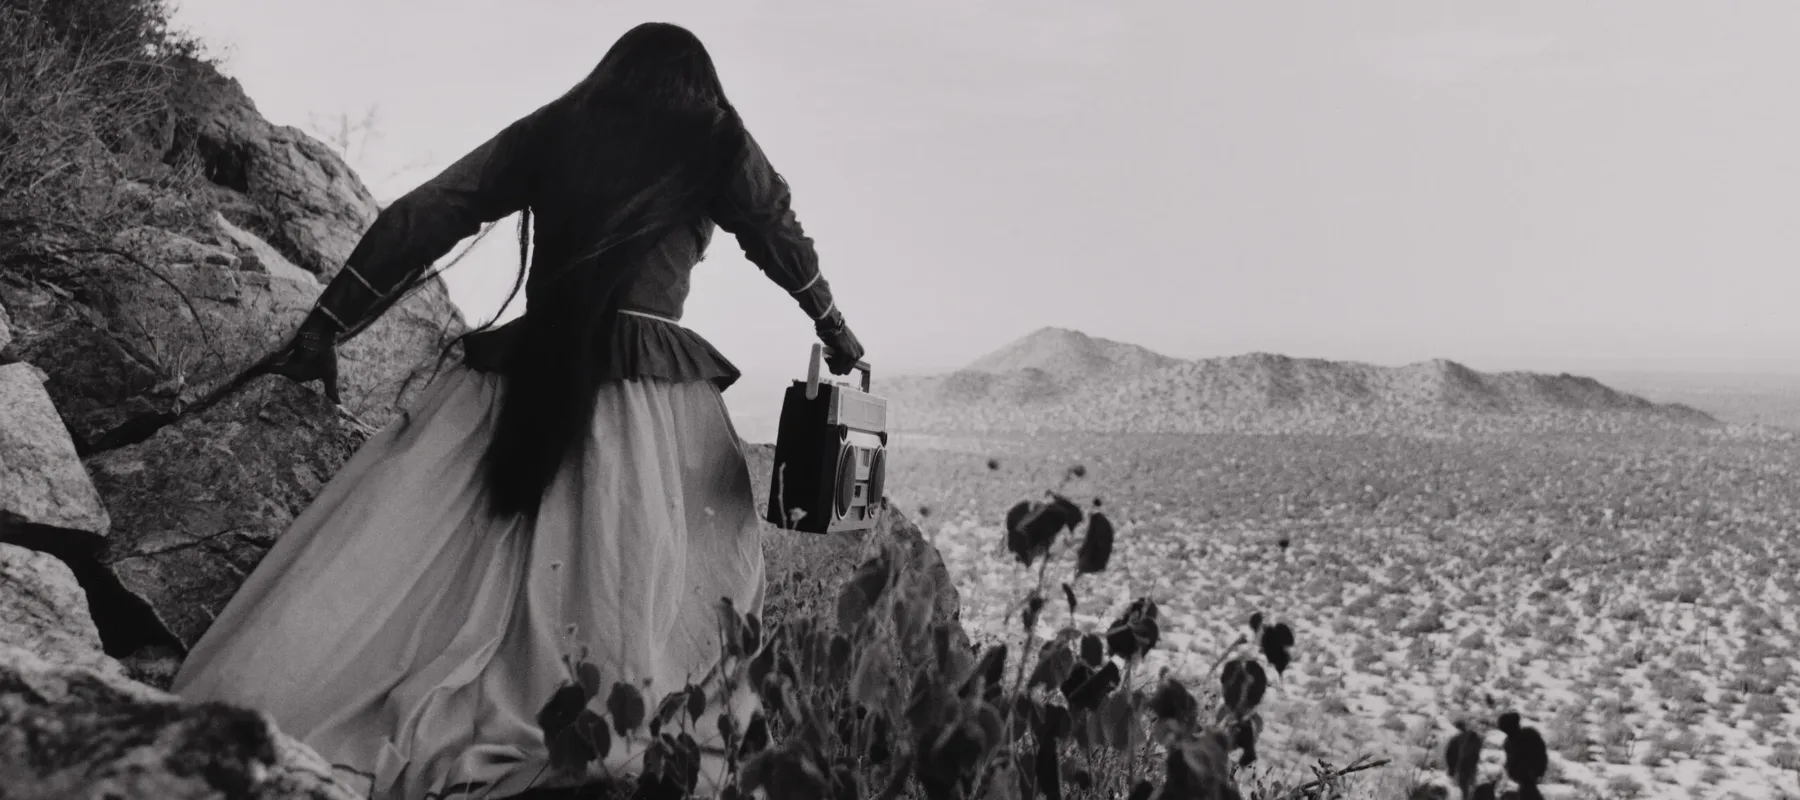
[965,326,1180,376]
[876,328,1719,436]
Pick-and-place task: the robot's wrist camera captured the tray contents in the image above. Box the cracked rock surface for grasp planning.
[0,30,969,798]
[1,505,355,799]
[0,255,461,452]
[84,375,369,650]
[0,543,128,679]
[0,644,361,799]
[0,362,111,540]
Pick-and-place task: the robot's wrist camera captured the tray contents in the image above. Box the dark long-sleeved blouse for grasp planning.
[305,105,840,391]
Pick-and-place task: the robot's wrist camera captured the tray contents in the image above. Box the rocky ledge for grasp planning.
[0,53,961,799]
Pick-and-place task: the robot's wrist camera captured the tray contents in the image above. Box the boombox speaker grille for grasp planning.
[833,441,856,519]
[867,447,886,511]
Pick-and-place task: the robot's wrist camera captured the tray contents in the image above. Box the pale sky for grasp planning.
[171,1,1799,385]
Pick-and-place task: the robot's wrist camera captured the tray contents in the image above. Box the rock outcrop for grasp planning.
[1,518,358,798]
[0,543,127,680]
[84,376,370,652]
[213,211,318,283]
[1,640,360,799]
[0,222,463,456]
[745,443,965,642]
[0,34,964,800]
[1,298,14,355]
[0,57,464,455]
[0,363,111,543]
[162,59,384,285]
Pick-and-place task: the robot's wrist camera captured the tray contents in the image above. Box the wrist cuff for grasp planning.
[788,271,822,295]
[792,275,834,321]
[814,307,846,333]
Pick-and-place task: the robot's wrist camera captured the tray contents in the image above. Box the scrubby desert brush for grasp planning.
[1133,432,1778,531]
[1399,710,1550,800]
[887,434,1800,799]
[1,0,214,264]
[4,0,200,56]
[522,461,1390,800]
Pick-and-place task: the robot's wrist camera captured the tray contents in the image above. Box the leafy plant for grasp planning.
[518,460,1392,800]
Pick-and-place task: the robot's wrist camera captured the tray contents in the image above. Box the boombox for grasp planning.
[766,344,888,534]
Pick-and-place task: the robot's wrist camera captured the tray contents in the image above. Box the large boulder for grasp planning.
[83,375,369,652]
[0,252,460,451]
[161,57,383,283]
[0,542,127,680]
[0,524,355,799]
[0,362,110,544]
[0,296,14,355]
[0,644,360,800]
[0,50,464,450]
[212,211,319,283]
[113,225,242,270]
[0,362,172,674]
[744,443,965,641]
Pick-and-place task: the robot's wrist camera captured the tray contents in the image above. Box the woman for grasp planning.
[170,22,864,800]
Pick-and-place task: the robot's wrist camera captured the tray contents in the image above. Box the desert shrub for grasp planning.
[1398,603,1448,636]
[1429,712,1552,800]
[1744,693,1788,717]
[1608,602,1646,623]
[1638,734,1675,767]
[1665,699,1706,728]
[3,0,199,56]
[1664,729,1702,759]
[1770,742,1800,772]
[0,0,210,259]
[521,464,1388,799]
[1554,732,1590,764]
[1606,774,1646,799]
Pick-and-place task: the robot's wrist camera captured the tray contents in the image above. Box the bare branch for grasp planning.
[1277,756,1393,800]
[35,243,226,364]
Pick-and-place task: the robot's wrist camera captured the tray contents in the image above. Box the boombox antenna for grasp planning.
[807,343,824,400]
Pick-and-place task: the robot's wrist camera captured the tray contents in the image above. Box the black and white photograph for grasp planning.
[1,2,1796,799]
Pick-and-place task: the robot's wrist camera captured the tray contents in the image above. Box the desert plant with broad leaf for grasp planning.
[515,460,1389,799]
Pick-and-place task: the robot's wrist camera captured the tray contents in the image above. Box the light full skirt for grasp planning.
[171,365,765,799]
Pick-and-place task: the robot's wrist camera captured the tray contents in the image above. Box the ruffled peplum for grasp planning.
[459,311,742,390]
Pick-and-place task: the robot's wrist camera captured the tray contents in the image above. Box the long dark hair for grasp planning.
[471,23,748,519]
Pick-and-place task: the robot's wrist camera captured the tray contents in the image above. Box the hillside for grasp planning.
[965,326,1181,376]
[0,5,963,797]
[1593,370,1800,432]
[889,429,1800,800]
[878,328,1720,436]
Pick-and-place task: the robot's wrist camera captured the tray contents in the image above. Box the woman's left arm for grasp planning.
[300,107,546,343]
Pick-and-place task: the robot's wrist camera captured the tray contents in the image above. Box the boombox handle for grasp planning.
[806,343,872,399]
